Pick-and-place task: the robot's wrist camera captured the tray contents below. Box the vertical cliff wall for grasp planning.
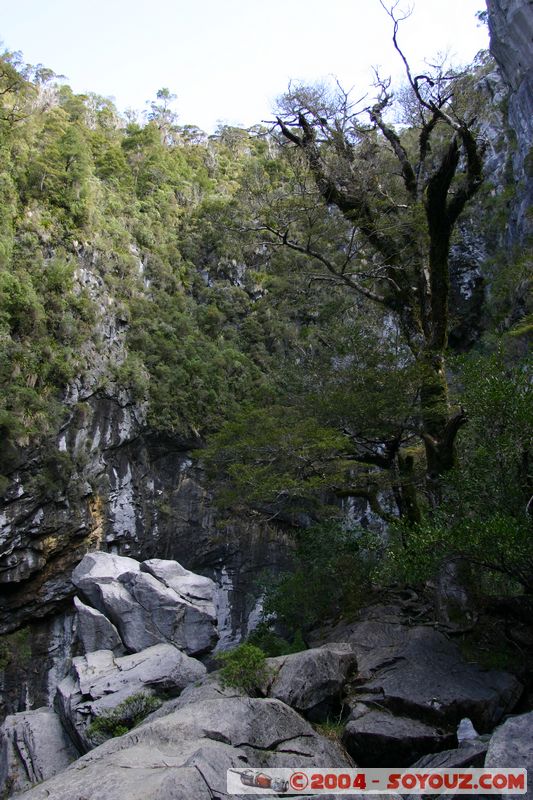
[487,0,533,241]
[0,246,292,719]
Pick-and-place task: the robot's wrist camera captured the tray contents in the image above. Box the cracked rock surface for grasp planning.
[263,643,357,721]
[15,689,355,799]
[56,643,206,752]
[0,708,78,796]
[72,552,218,656]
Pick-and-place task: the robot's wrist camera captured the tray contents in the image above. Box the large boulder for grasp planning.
[15,693,361,800]
[73,596,124,655]
[0,708,78,796]
[485,711,533,800]
[72,552,141,587]
[320,614,522,732]
[120,570,216,654]
[342,708,455,767]
[264,643,357,720]
[141,559,216,608]
[399,743,492,800]
[71,552,218,655]
[411,742,489,769]
[56,644,206,752]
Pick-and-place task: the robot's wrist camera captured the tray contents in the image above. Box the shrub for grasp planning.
[87,692,162,744]
[247,623,306,657]
[215,643,272,694]
[0,628,31,671]
[314,715,346,744]
[382,349,533,593]
[259,522,378,639]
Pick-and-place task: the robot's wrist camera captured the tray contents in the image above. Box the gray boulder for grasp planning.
[342,708,455,767]
[80,576,164,652]
[72,552,141,595]
[264,643,357,720]
[320,614,522,732]
[15,694,357,800]
[120,570,217,655]
[400,743,491,800]
[73,596,124,654]
[72,552,218,655]
[141,558,216,608]
[56,644,206,752]
[412,742,488,768]
[0,708,78,796]
[485,711,533,800]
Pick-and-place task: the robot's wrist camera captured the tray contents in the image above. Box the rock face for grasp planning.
[14,691,353,800]
[343,709,455,767]
[72,552,218,656]
[0,248,291,710]
[0,386,290,718]
[487,0,533,242]
[0,267,291,634]
[400,742,492,800]
[323,615,522,731]
[487,0,533,94]
[56,644,206,752]
[311,605,522,766]
[0,708,78,796]
[485,711,533,799]
[264,644,357,721]
[73,597,124,655]
[412,741,489,769]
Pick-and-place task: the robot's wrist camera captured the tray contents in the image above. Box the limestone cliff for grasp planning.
[487,0,533,241]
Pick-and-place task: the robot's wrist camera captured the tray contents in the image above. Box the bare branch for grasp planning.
[368,90,417,198]
[264,223,388,305]
[446,124,485,225]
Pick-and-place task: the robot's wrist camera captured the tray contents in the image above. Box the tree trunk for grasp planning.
[418,347,467,502]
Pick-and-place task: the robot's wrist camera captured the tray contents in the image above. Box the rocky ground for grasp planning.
[1,553,531,799]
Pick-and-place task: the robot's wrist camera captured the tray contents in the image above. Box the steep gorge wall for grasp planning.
[1,5,530,721]
[0,248,290,718]
[487,0,533,242]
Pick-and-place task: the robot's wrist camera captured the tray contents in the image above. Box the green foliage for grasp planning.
[0,49,287,457]
[0,627,31,670]
[260,523,377,637]
[87,692,162,744]
[202,298,418,518]
[458,623,518,672]
[247,623,306,657]
[0,246,94,466]
[112,354,149,401]
[215,643,272,694]
[314,715,346,743]
[128,291,267,437]
[204,405,348,513]
[448,349,531,517]
[383,348,533,591]
[30,450,74,499]
[0,47,529,612]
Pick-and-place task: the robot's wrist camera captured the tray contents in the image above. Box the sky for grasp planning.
[1,0,489,133]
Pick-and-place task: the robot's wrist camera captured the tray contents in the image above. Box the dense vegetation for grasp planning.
[87,692,162,744]
[0,39,530,635]
[215,643,272,694]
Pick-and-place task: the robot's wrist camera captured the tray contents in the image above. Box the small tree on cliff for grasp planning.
[268,4,485,509]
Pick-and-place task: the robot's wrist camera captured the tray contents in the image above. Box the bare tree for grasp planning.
[270,2,485,505]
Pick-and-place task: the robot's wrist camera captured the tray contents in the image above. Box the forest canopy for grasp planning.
[0,23,531,598]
